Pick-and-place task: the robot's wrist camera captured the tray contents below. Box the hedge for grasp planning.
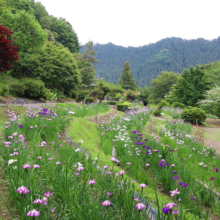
[116,101,131,111]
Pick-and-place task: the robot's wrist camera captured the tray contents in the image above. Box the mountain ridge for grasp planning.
[81,37,220,87]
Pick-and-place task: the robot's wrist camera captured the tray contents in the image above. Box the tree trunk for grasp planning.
[99,91,107,104]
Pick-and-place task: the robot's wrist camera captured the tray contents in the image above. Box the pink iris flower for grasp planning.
[27,209,40,217]
[17,186,30,195]
[135,203,146,210]
[102,200,111,206]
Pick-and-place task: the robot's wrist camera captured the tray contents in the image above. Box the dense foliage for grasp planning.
[0,0,84,97]
[10,79,47,99]
[81,38,220,87]
[149,71,179,103]
[198,85,220,118]
[166,66,211,106]
[181,107,207,124]
[11,42,81,95]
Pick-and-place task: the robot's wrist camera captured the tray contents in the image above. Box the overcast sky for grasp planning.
[38,0,220,47]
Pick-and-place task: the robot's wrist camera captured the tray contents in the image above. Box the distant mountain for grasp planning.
[80,37,220,87]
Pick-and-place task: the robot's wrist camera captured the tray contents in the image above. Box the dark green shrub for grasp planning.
[10,83,25,96]
[10,79,47,99]
[104,101,118,105]
[86,97,95,103]
[117,101,131,111]
[172,102,185,109]
[22,79,47,99]
[158,100,169,109]
[181,107,207,124]
[75,90,90,103]
[153,108,161,116]
[153,100,169,116]
[0,86,8,96]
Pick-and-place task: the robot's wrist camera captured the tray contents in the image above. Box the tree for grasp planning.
[140,85,150,105]
[171,66,211,106]
[4,0,34,13]
[1,9,47,51]
[11,42,81,94]
[32,2,49,22]
[91,80,123,103]
[198,85,220,118]
[73,53,96,85]
[149,71,179,103]
[119,61,137,90]
[0,25,19,72]
[50,16,80,53]
[82,41,100,64]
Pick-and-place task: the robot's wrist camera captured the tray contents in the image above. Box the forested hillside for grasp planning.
[81,38,220,87]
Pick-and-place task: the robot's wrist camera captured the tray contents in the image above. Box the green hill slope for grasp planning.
[81,37,220,87]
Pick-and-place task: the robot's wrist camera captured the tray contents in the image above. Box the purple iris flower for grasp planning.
[173,171,177,174]
[190,197,195,200]
[162,207,171,214]
[179,182,188,187]
[172,176,179,180]
[18,125,24,128]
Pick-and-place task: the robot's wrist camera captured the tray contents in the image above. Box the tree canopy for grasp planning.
[198,85,220,118]
[168,66,211,106]
[11,42,81,94]
[1,9,47,51]
[50,16,80,53]
[149,71,179,103]
[82,41,100,64]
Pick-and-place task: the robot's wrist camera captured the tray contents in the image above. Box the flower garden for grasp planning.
[0,104,220,219]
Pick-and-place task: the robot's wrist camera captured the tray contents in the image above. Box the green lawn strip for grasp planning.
[67,118,197,218]
[85,107,114,119]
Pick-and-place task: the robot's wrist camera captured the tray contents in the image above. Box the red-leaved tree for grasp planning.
[0,25,19,72]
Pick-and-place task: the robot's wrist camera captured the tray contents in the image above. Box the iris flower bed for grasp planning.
[99,107,219,219]
[0,107,151,219]
[161,107,183,119]
[56,102,110,118]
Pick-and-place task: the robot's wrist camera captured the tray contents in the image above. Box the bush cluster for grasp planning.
[86,97,95,103]
[153,100,169,116]
[75,90,90,103]
[181,107,207,124]
[104,101,118,105]
[171,101,185,109]
[0,86,9,96]
[116,101,131,111]
[10,79,47,99]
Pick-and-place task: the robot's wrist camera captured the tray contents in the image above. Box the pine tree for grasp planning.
[119,61,137,90]
[82,41,100,65]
